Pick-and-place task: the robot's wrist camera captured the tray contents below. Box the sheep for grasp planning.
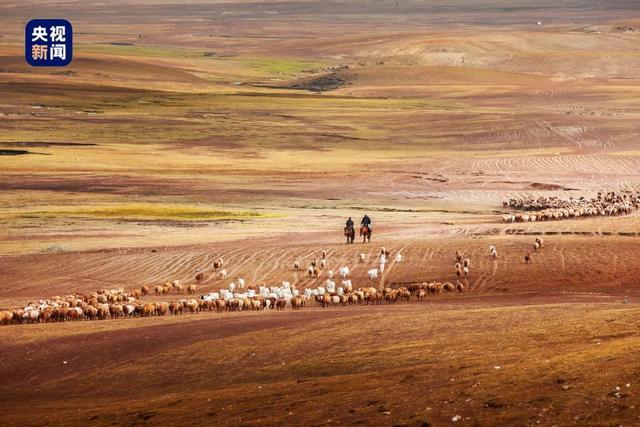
[395,253,402,263]
[237,278,245,289]
[368,268,379,280]
[379,262,385,273]
[154,285,163,296]
[525,253,531,264]
[455,262,462,270]
[187,284,197,295]
[213,258,224,269]
[534,241,541,251]
[276,299,287,310]
[380,254,386,265]
[327,270,333,279]
[290,296,303,310]
[228,282,236,292]
[219,269,227,279]
[0,310,13,325]
[359,253,366,263]
[141,285,150,296]
[463,258,470,268]
[443,282,455,293]
[463,266,469,276]
[339,266,350,278]
[416,289,426,301]
[322,249,327,259]
[195,272,205,283]
[294,262,300,270]
[455,250,463,262]
[310,258,317,268]
[535,237,544,247]
[320,259,326,268]
[456,282,464,292]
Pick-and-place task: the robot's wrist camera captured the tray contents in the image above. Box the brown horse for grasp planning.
[360,225,371,243]
[344,226,355,244]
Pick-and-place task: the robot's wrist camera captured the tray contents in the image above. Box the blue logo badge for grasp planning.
[25,19,73,67]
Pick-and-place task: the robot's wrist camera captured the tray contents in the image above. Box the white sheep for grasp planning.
[320,259,326,268]
[395,253,402,263]
[368,269,379,280]
[339,266,350,278]
[359,253,366,263]
[379,262,385,273]
[380,254,386,265]
[228,282,236,292]
[463,266,469,276]
[237,278,245,288]
[327,270,334,279]
[219,269,227,279]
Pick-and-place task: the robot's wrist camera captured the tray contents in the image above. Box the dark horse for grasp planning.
[344,226,355,244]
[359,224,371,243]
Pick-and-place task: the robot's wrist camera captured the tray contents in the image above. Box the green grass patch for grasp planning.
[16,204,276,221]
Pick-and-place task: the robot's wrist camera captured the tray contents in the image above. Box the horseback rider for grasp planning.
[345,216,354,231]
[360,214,372,231]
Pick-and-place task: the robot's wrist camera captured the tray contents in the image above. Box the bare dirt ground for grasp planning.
[2,0,640,425]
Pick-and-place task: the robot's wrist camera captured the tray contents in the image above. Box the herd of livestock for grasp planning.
[502,190,640,223]
[0,248,466,326]
[5,191,631,326]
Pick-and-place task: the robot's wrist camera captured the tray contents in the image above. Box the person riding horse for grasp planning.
[344,217,355,244]
[359,214,372,243]
[361,214,371,230]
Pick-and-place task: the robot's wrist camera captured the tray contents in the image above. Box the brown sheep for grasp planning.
[416,289,426,301]
[456,282,465,293]
[0,310,13,325]
[322,249,327,259]
[156,302,169,316]
[291,297,304,310]
[443,282,455,293]
[154,286,163,296]
[294,262,300,270]
[185,300,198,314]
[455,250,463,262]
[141,285,150,296]
[276,299,287,311]
[109,304,124,319]
[525,253,531,264]
[215,299,226,313]
[141,303,155,317]
[195,272,205,283]
[169,301,182,315]
[187,284,197,295]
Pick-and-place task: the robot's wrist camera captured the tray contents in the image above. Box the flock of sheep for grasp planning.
[0,248,467,326]
[502,191,639,223]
